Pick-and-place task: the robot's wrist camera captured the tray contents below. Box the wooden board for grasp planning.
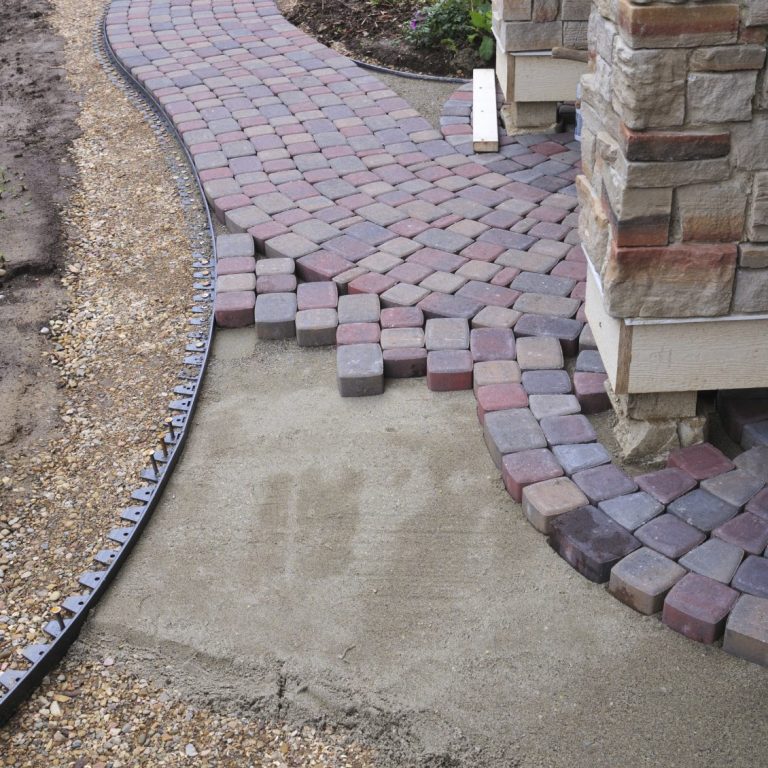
[472,68,499,153]
[513,52,587,103]
[586,267,768,394]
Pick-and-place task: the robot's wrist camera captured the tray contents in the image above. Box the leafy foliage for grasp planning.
[405,0,495,62]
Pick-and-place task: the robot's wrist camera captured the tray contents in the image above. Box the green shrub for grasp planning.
[405,0,494,62]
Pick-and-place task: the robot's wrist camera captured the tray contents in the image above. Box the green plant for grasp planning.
[404,0,495,62]
[404,0,472,49]
[468,2,494,62]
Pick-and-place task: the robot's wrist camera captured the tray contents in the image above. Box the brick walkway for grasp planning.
[106,0,768,664]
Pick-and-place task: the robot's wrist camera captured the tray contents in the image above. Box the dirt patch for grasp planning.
[0,0,79,451]
[279,0,481,77]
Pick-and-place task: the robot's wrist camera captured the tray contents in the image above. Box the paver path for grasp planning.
[105,0,768,663]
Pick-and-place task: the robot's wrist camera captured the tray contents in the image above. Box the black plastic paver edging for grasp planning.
[0,6,219,726]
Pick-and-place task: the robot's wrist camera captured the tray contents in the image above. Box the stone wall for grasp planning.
[493,0,592,51]
[579,0,768,319]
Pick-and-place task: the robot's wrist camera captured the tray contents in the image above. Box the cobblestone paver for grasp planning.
[106,0,768,666]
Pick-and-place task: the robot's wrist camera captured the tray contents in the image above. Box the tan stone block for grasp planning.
[612,39,687,129]
[748,173,768,242]
[687,71,757,124]
[677,179,748,243]
[618,124,730,163]
[734,116,768,169]
[739,243,768,269]
[616,154,731,188]
[563,0,591,21]
[501,101,558,131]
[563,21,588,48]
[617,0,739,48]
[690,45,766,72]
[499,0,531,21]
[532,0,558,22]
[603,243,737,318]
[731,268,768,313]
[744,2,768,27]
[589,11,616,63]
[495,45,514,101]
[608,389,699,420]
[576,174,611,273]
[496,20,562,51]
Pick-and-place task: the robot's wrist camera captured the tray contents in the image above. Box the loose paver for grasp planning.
[475,383,528,423]
[337,343,384,397]
[295,308,338,347]
[609,547,687,615]
[254,292,297,339]
[426,349,473,392]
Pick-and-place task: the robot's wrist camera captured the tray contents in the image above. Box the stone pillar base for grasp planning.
[500,102,559,135]
[605,385,707,464]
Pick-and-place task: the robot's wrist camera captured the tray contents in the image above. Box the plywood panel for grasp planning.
[514,54,587,102]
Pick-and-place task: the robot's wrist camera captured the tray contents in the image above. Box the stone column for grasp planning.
[492,0,590,131]
[578,0,768,460]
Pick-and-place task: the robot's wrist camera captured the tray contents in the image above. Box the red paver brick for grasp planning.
[255,274,297,294]
[662,573,739,644]
[297,251,354,281]
[635,514,706,559]
[380,306,424,328]
[476,383,528,424]
[297,281,338,310]
[635,467,698,505]
[214,290,255,328]
[501,448,564,502]
[336,322,381,346]
[573,372,610,414]
[348,272,397,295]
[469,328,516,363]
[667,442,735,480]
[426,349,473,392]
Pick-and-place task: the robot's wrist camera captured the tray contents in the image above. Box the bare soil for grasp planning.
[280,0,481,77]
[0,0,79,451]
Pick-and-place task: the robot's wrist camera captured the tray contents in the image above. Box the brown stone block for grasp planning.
[677,180,748,243]
[617,0,739,48]
[603,243,737,318]
[618,124,730,163]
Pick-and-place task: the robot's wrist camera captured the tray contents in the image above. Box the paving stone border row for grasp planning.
[105,0,768,665]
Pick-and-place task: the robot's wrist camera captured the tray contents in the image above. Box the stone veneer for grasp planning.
[493,0,591,51]
[579,0,768,320]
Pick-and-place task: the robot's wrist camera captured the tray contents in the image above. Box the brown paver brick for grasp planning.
[337,293,381,323]
[470,328,516,362]
[473,360,522,391]
[214,290,256,328]
[380,327,425,349]
[255,274,298,294]
[713,512,768,554]
[254,257,294,276]
[573,372,610,414]
[471,306,521,329]
[380,282,430,307]
[540,414,597,446]
[522,477,588,534]
[218,256,257,276]
[425,318,470,350]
